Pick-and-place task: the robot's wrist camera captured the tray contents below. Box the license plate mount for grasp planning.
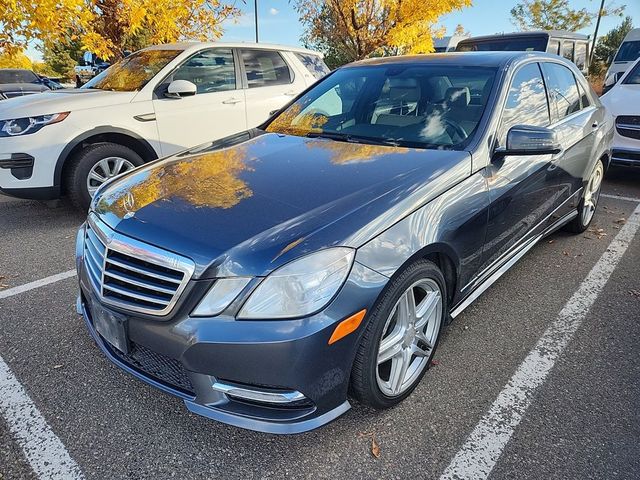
[90,297,130,354]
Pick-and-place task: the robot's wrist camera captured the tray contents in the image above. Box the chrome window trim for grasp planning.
[86,213,195,316]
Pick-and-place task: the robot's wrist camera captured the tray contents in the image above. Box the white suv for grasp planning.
[0,42,329,208]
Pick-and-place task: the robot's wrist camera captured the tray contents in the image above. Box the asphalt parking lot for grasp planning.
[1,168,639,480]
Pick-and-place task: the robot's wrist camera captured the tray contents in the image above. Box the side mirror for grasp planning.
[83,51,93,66]
[165,80,197,99]
[496,125,562,157]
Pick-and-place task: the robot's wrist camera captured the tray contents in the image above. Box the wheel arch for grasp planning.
[55,127,159,191]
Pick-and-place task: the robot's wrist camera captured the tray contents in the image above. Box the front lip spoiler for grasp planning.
[79,298,352,434]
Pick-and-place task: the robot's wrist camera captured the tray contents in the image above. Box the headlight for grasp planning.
[0,112,69,137]
[237,247,355,319]
[192,277,252,316]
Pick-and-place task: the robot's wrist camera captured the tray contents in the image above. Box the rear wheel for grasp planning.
[565,159,604,234]
[65,143,142,210]
[350,259,446,409]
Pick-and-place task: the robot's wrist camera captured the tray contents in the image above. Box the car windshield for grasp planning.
[623,60,640,85]
[0,69,39,84]
[457,37,548,52]
[265,64,497,150]
[614,40,640,62]
[82,49,181,92]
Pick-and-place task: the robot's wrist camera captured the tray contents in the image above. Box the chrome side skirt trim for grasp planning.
[450,209,578,319]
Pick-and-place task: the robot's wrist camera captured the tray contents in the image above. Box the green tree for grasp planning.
[41,40,84,80]
[590,15,633,75]
[510,0,624,31]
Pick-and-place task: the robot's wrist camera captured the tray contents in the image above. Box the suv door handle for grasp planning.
[284,91,297,97]
[222,98,243,105]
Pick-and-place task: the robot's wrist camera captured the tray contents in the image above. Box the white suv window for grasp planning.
[172,48,236,94]
[293,52,331,80]
[241,49,292,88]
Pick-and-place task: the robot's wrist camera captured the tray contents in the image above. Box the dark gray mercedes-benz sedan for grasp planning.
[76,52,613,433]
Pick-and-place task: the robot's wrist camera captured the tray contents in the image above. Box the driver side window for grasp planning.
[172,49,236,94]
[499,63,550,145]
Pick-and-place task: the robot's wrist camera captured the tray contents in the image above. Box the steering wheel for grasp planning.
[443,118,467,143]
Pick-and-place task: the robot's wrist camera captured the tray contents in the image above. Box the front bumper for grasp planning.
[77,247,388,433]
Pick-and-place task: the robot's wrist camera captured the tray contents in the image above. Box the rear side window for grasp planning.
[562,41,575,62]
[546,40,560,55]
[614,41,640,62]
[499,63,550,143]
[293,52,330,80]
[241,49,292,88]
[542,63,581,121]
[574,42,587,71]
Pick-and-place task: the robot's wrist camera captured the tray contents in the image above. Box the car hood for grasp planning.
[92,131,470,278]
[601,85,640,116]
[0,89,137,119]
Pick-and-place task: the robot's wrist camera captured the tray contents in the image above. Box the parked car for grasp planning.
[0,42,329,209]
[601,56,640,167]
[456,30,590,74]
[75,51,612,433]
[75,51,111,87]
[0,69,50,99]
[38,75,65,90]
[602,28,640,94]
[433,35,468,53]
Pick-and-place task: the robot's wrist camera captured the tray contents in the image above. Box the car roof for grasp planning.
[344,51,558,68]
[459,30,589,43]
[141,41,323,57]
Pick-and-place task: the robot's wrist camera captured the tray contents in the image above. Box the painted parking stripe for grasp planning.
[440,202,640,480]
[0,270,76,300]
[601,193,640,203]
[0,355,84,479]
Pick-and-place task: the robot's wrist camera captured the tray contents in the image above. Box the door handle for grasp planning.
[222,98,242,105]
[284,91,297,97]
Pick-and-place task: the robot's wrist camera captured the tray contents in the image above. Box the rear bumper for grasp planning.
[77,258,388,433]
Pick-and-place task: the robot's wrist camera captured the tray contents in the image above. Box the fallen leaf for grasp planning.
[548,239,555,244]
[431,359,440,366]
[614,218,626,225]
[563,251,569,256]
[52,364,63,369]
[371,436,380,458]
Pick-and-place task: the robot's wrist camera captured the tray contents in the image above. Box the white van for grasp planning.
[603,28,640,93]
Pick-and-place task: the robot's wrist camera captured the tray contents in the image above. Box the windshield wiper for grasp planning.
[305,131,400,147]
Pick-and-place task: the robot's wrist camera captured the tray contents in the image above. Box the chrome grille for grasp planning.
[84,214,195,316]
[616,116,640,140]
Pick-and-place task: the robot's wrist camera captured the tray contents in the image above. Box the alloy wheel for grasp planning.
[582,162,604,226]
[376,278,443,397]
[86,156,135,196]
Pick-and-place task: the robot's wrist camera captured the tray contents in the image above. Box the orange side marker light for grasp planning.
[328,309,367,345]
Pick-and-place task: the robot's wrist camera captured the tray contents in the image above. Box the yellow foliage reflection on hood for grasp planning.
[303,139,410,165]
[97,146,253,216]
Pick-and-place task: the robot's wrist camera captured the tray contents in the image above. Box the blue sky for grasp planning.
[26,0,640,60]
[221,0,639,45]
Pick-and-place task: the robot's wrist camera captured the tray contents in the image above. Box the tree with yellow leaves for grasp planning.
[295,0,473,67]
[0,0,240,61]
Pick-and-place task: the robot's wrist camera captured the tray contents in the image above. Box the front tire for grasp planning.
[350,259,446,409]
[565,159,604,234]
[65,143,143,210]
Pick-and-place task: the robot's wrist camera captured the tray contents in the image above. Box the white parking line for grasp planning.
[601,193,640,203]
[0,355,84,479]
[440,202,640,480]
[0,270,76,300]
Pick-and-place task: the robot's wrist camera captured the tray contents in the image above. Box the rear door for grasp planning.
[153,48,247,155]
[240,48,307,127]
[481,62,558,268]
[540,61,600,218]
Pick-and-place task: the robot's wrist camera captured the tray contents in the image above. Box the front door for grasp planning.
[153,48,247,156]
[481,62,560,270]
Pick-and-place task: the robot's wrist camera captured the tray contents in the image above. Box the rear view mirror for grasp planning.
[165,80,197,99]
[497,125,562,156]
[83,51,93,66]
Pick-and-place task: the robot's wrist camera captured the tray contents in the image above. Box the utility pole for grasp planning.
[590,0,606,65]
[254,0,259,43]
